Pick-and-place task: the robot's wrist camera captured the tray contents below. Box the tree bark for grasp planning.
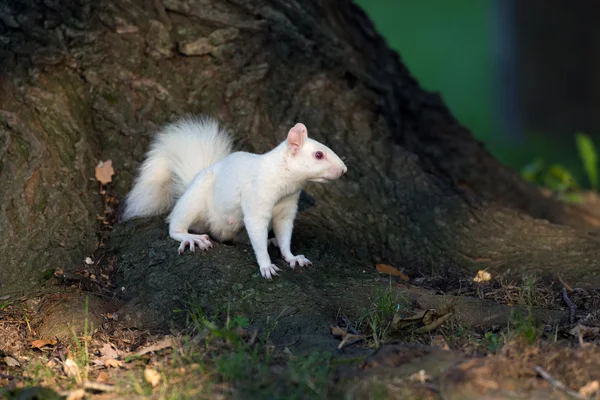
[1,0,600,300]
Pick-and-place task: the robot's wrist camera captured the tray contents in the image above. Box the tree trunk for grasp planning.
[1,0,600,304]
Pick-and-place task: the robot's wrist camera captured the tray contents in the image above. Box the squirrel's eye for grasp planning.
[315,151,324,160]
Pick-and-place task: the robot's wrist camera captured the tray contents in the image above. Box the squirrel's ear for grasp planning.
[287,123,307,155]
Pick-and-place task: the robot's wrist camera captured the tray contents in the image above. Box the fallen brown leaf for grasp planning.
[415,312,453,333]
[579,380,599,397]
[47,358,59,368]
[375,264,409,281]
[330,326,346,337]
[134,336,174,357]
[431,335,450,351]
[104,359,122,368]
[391,308,453,334]
[95,160,114,184]
[99,343,121,359]
[144,367,161,387]
[330,326,365,349]
[31,338,57,349]
[96,371,110,383]
[65,388,86,400]
[63,358,82,384]
[3,356,20,367]
[570,325,600,339]
[391,309,433,330]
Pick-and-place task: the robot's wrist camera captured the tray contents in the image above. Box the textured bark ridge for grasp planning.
[1,0,600,304]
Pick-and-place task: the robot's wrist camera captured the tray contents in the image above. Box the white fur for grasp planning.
[123,117,347,279]
[122,117,232,220]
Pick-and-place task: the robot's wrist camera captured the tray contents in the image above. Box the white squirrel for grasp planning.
[122,117,347,279]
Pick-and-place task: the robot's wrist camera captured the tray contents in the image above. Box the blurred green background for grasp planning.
[355,0,598,191]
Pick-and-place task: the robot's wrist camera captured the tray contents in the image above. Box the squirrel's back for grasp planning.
[122,117,233,220]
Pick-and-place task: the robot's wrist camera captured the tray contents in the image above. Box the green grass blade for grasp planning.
[575,132,598,190]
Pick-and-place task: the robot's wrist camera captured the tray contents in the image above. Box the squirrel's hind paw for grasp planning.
[177,234,213,254]
[285,255,312,269]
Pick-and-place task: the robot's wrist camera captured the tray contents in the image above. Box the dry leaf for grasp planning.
[66,389,86,400]
[96,371,110,383]
[31,338,57,349]
[391,308,453,334]
[95,160,114,184]
[338,333,365,349]
[134,336,174,357]
[63,358,82,384]
[375,264,409,281]
[570,325,600,339]
[330,326,346,337]
[105,359,122,368]
[430,335,450,351]
[3,356,20,367]
[415,312,453,333]
[473,270,492,283]
[579,380,599,397]
[144,367,161,387]
[330,326,365,349]
[409,369,432,383]
[100,343,120,359]
[47,358,59,368]
[391,309,432,330]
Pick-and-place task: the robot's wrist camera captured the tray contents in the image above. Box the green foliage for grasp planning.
[575,132,598,190]
[517,276,541,308]
[508,311,539,345]
[355,282,410,348]
[542,164,578,192]
[521,132,600,197]
[484,331,503,353]
[521,158,545,183]
[216,348,334,400]
[179,302,336,399]
[70,296,91,382]
[186,302,249,348]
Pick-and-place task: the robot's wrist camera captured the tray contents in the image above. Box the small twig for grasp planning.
[557,274,574,292]
[247,329,259,346]
[83,381,116,392]
[338,335,365,350]
[133,336,174,357]
[341,315,359,335]
[414,312,453,334]
[534,366,585,399]
[0,372,33,381]
[561,288,576,324]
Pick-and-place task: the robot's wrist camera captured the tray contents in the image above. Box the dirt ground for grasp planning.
[2,258,600,400]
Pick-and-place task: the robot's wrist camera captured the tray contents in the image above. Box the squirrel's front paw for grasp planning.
[177,234,213,254]
[285,255,312,269]
[260,264,281,280]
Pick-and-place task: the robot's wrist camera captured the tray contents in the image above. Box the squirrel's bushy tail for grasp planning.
[122,117,233,220]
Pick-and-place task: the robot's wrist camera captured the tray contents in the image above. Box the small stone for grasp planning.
[0,5,19,28]
[178,37,214,56]
[31,48,64,65]
[209,28,239,46]
[146,20,173,59]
